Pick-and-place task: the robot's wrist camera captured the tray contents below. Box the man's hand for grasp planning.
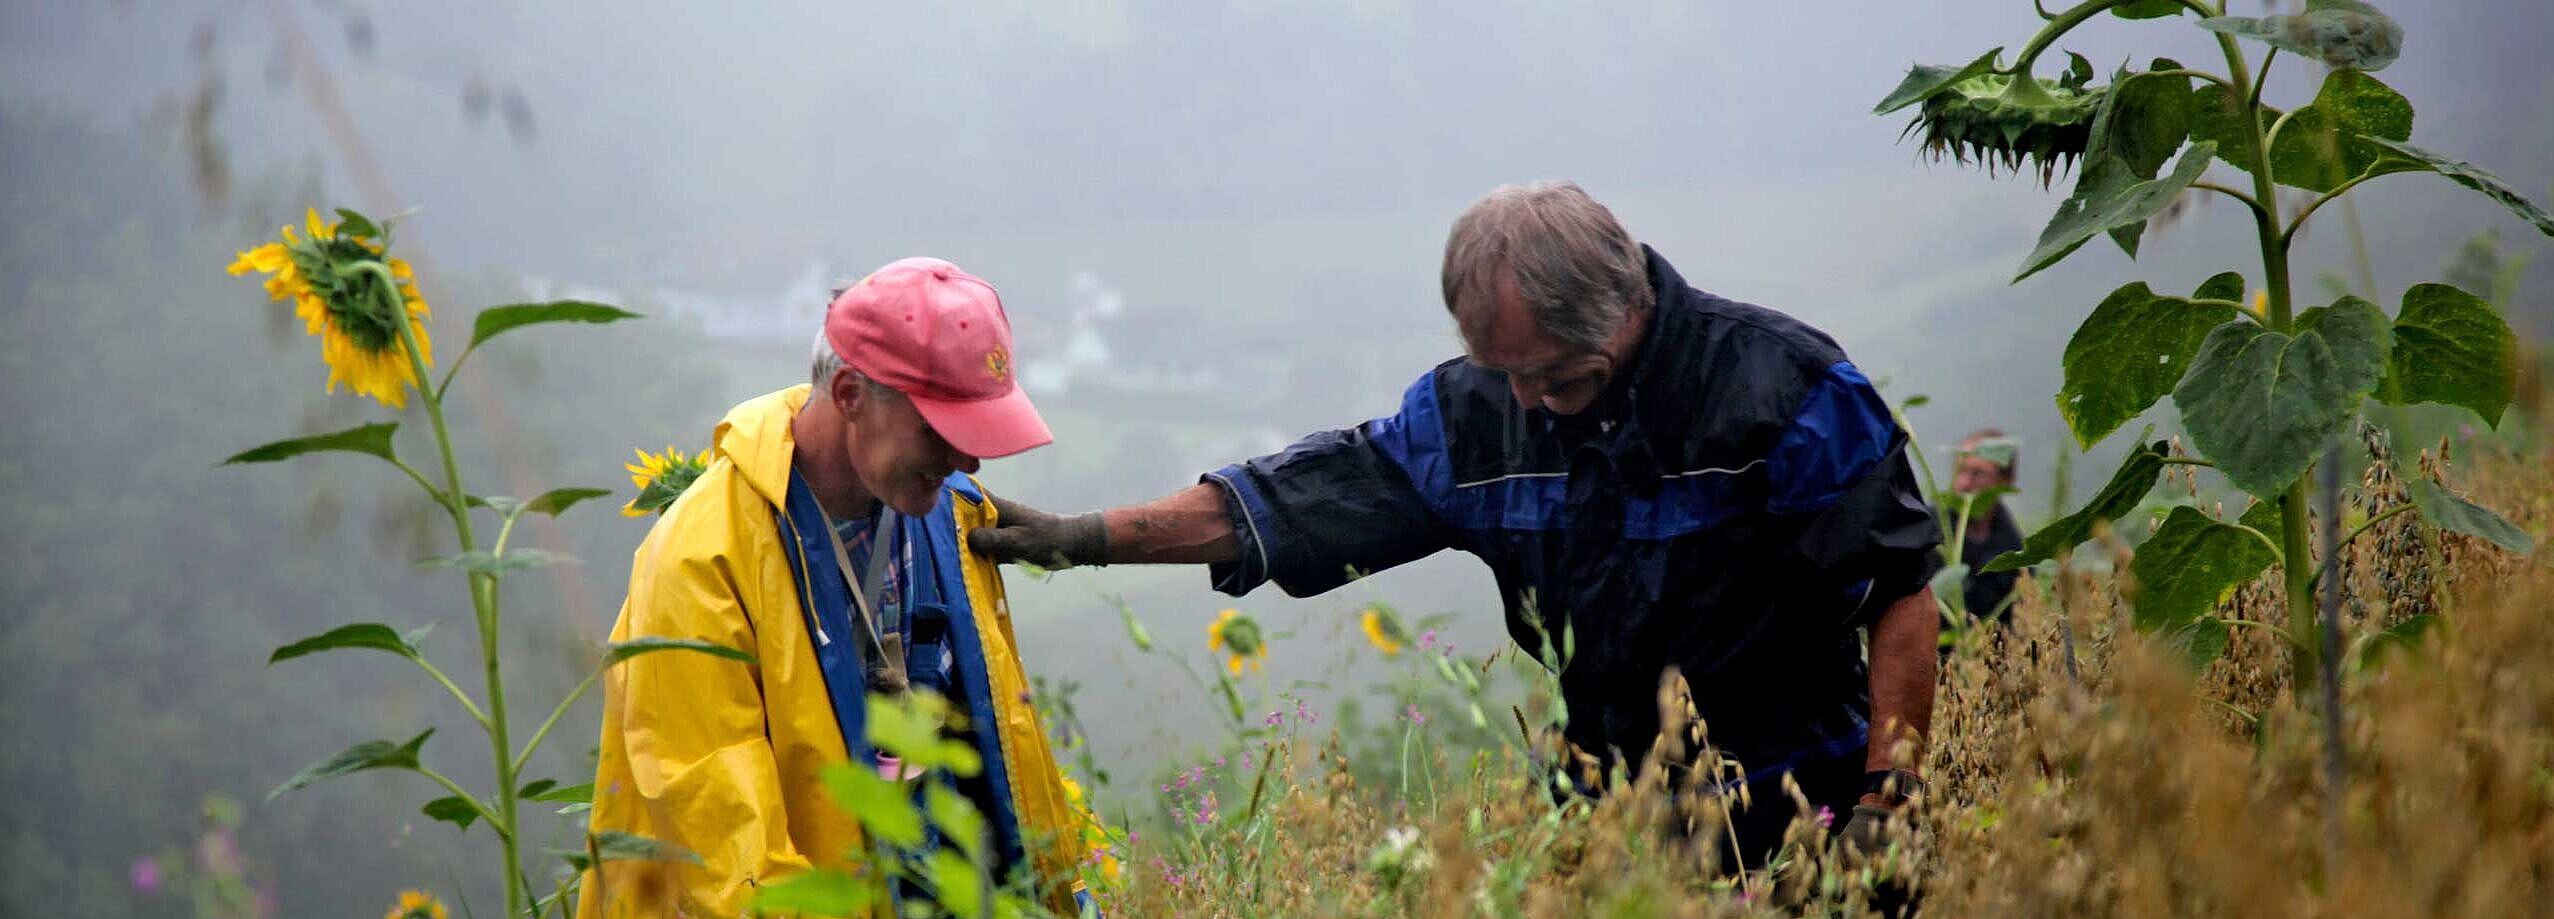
[1838,802,1899,858]
[967,495,1109,569]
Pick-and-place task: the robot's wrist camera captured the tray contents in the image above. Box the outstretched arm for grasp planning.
[967,484,1240,567]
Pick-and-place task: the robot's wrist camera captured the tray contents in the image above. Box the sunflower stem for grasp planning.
[356,259,527,918]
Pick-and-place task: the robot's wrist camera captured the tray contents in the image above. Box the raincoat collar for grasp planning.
[713,384,812,508]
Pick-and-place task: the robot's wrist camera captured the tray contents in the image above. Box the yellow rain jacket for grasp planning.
[579,385,1091,918]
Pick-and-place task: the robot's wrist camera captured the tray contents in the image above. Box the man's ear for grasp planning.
[829,368,865,414]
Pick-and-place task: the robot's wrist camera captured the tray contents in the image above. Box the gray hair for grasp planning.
[809,307,897,401]
[1441,181,1653,352]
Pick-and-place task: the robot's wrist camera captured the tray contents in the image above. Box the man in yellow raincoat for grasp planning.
[579,257,1095,917]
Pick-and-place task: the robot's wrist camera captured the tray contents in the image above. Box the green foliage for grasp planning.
[2378,283,2517,424]
[465,301,643,352]
[220,422,401,467]
[2174,298,2392,498]
[2084,59,2193,182]
[269,729,433,800]
[602,636,756,667]
[422,795,482,832]
[2057,281,2236,448]
[2405,479,2534,555]
[2363,138,2554,238]
[1873,48,2004,116]
[2353,613,2441,672]
[589,830,701,866]
[2264,70,2412,193]
[2111,0,2187,19]
[2197,0,2404,71]
[414,548,578,575]
[267,622,422,665]
[2016,143,2216,281]
[2129,507,2279,633]
[1984,439,2168,573]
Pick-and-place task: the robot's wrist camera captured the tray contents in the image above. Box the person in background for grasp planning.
[1944,428,2024,625]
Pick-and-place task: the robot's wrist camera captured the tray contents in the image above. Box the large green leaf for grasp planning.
[2378,283,2516,424]
[820,763,926,848]
[591,830,702,865]
[467,301,642,351]
[2016,142,2217,282]
[2188,84,2275,175]
[268,728,432,800]
[1873,48,2003,115]
[2085,59,2193,181]
[1982,439,2169,572]
[2237,498,2284,544]
[268,622,420,665]
[221,422,400,466]
[421,795,481,832]
[2196,0,2403,71]
[603,636,757,667]
[2404,479,2534,555]
[2174,298,2392,497]
[2362,138,2554,238]
[754,870,877,915]
[2265,70,2413,193]
[2130,507,2280,632]
[2057,282,2235,448]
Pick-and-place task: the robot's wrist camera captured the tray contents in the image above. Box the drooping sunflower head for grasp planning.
[1207,608,1266,674]
[385,889,449,919]
[1359,604,1411,657]
[1904,71,2104,187]
[228,208,434,408]
[622,445,709,517]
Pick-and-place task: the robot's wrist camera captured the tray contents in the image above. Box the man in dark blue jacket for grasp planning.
[971,182,1941,863]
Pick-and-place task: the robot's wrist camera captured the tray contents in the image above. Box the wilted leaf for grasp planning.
[2017,142,2218,282]
[2405,479,2534,554]
[269,729,432,800]
[2174,298,2392,497]
[222,422,400,466]
[268,622,419,665]
[1874,48,2003,115]
[2130,507,2280,632]
[2361,138,2554,238]
[2378,283,2516,425]
[2196,1,2403,71]
[1984,439,2169,572]
[2057,282,2235,448]
[416,549,577,575]
[467,301,642,351]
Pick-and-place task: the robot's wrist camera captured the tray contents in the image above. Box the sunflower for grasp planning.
[1206,608,1266,675]
[1359,604,1411,657]
[385,889,449,919]
[228,208,434,408]
[622,445,709,517]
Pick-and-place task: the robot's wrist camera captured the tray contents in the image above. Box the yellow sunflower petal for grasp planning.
[306,207,334,241]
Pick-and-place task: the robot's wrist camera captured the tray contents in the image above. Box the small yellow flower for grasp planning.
[622,445,709,517]
[229,207,433,408]
[2249,289,2269,319]
[1360,604,1410,657]
[1207,608,1266,674]
[385,888,449,919]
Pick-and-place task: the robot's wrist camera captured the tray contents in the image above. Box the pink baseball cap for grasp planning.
[825,257,1052,459]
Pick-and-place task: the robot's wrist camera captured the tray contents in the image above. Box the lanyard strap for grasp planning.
[820,506,908,693]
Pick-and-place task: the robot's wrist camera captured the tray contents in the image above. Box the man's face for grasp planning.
[836,374,982,517]
[1463,273,1635,416]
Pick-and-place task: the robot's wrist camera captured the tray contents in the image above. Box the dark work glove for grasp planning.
[966,494,1109,569]
[1838,803,1899,859]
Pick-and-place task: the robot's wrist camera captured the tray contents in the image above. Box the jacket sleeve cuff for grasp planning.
[1201,465,1275,596]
